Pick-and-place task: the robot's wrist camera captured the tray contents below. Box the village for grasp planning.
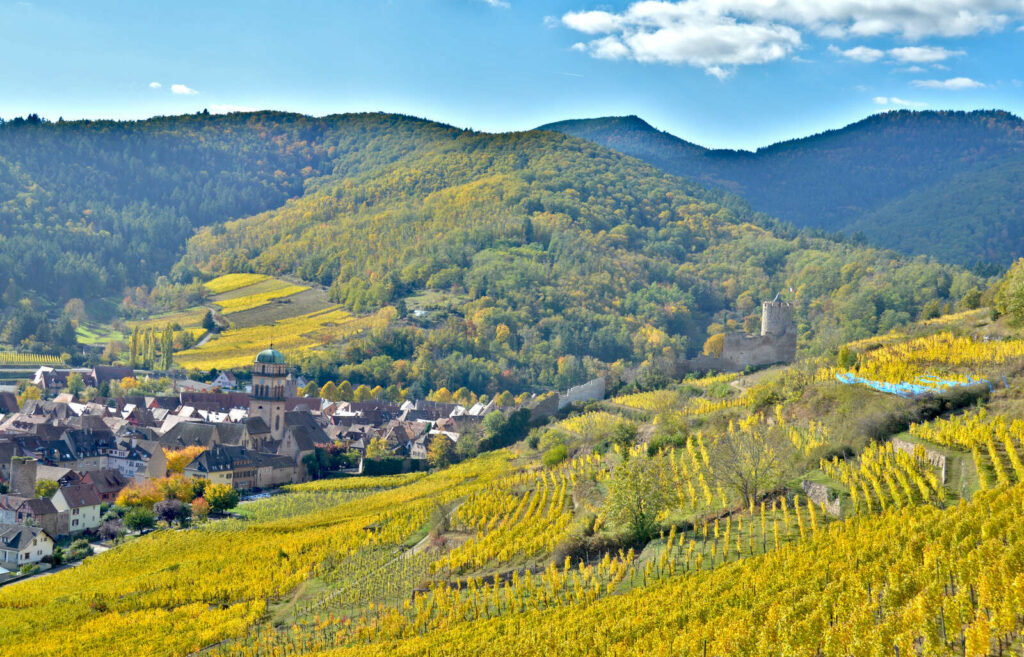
[0,347,606,582]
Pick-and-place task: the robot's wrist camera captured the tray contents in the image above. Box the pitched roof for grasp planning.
[18,497,58,516]
[243,416,270,434]
[92,365,134,385]
[0,523,48,550]
[82,469,130,495]
[184,444,254,473]
[56,484,102,509]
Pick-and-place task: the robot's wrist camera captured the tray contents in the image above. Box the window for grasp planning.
[72,519,79,527]
[73,508,79,515]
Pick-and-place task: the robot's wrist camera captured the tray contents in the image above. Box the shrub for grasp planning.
[542,444,568,468]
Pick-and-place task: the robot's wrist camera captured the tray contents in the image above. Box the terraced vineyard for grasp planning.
[175,306,395,371]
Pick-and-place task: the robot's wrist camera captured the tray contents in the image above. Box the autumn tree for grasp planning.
[35,479,59,498]
[427,437,455,468]
[204,483,240,514]
[164,446,205,475]
[715,426,789,504]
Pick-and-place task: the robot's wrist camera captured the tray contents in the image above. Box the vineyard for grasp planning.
[204,273,273,295]
[214,283,309,315]
[0,351,66,366]
[174,307,395,371]
[13,307,1024,656]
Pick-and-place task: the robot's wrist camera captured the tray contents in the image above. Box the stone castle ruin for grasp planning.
[682,299,798,373]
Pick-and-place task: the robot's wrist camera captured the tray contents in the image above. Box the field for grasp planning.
[174,306,395,371]
[75,321,126,346]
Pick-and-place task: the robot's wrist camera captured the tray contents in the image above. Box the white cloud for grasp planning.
[562,1,1024,74]
[911,76,985,89]
[210,104,257,114]
[829,44,884,62]
[479,0,509,7]
[873,96,928,107]
[896,65,927,73]
[170,83,198,95]
[148,81,162,89]
[887,46,964,63]
[564,6,801,76]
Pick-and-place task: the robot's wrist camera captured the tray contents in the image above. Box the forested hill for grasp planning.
[0,110,986,389]
[183,113,982,388]
[540,110,1024,266]
[0,111,455,301]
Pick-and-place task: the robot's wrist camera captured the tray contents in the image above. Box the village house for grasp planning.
[183,444,257,491]
[15,498,63,539]
[81,469,130,503]
[0,524,54,570]
[51,484,102,535]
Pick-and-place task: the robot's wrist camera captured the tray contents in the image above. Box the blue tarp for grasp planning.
[835,372,991,397]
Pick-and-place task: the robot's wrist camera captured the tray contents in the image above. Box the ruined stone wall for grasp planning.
[801,479,842,517]
[721,331,797,368]
[891,438,947,484]
[558,377,607,410]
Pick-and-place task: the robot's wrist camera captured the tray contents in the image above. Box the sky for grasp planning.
[1,0,1022,149]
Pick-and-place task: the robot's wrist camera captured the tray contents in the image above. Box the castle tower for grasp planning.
[10,457,37,498]
[249,347,288,440]
[761,300,794,337]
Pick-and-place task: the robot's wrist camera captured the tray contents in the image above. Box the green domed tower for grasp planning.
[250,346,288,439]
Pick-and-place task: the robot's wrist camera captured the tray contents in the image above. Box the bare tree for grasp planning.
[714,426,790,504]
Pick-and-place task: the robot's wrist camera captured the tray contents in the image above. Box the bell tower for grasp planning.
[249,347,288,440]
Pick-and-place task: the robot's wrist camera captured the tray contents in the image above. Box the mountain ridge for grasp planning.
[541,109,1024,265]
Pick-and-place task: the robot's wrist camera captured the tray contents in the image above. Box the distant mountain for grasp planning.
[540,110,1024,266]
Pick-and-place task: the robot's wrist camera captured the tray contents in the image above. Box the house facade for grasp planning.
[0,524,53,569]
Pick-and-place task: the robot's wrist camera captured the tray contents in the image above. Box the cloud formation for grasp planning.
[832,44,965,64]
[563,1,1022,75]
[171,83,198,95]
[829,45,883,62]
[911,76,985,89]
[873,96,928,107]
[479,0,509,7]
[148,82,162,89]
[887,46,964,63]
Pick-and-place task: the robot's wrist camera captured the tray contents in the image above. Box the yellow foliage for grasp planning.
[204,273,272,295]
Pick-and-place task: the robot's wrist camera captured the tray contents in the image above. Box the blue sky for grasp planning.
[1,0,1022,149]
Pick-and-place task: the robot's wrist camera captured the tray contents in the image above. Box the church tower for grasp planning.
[249,347,288,440]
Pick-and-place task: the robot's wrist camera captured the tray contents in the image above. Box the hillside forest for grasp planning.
[0,111,990,395]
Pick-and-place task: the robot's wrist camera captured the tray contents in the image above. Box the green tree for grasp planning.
[160,324,174,370]
[995,258,1024,324]
[300,380,320,398]
[604,455,669,541]
[124,507,157,533]
[542,444,568,468]
[836,346,857,369]
[612,422,638,457]
[66,372,85,396]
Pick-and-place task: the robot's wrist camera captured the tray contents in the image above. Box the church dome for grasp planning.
[255,348,286,364]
